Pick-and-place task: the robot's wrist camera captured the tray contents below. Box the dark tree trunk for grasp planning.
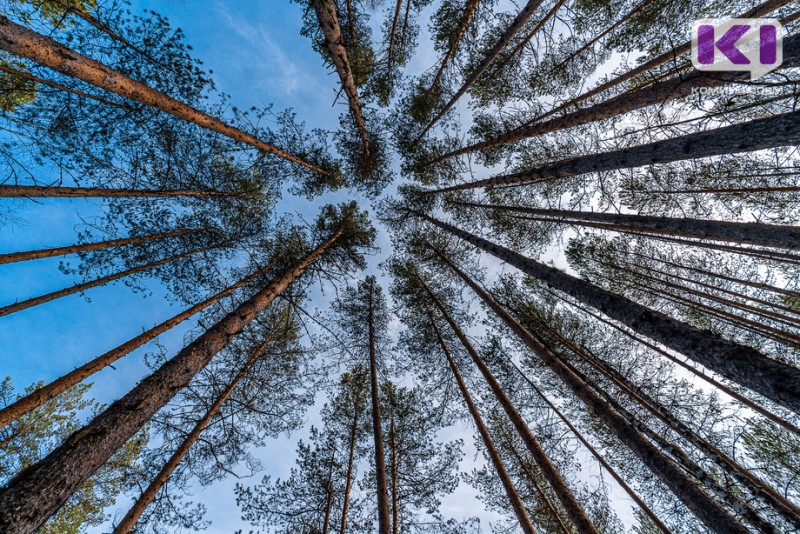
[311,0,369,157]
[387,0,403,84]
[113,330,279,533]
[421,276,598,533]
[0,240,231,318]
[419,214,800,414]
[390,410,399,534]
[0,230,343,533]
[427,0,481,94]
[431,248,748,533]
[429,110,800,193]
[419,0,544,138]
[430,318,537,534]
[0,268,266,428]
[367,285,392,534]
[0,16,328,175]
[494,0,568,73]
[340,389,362,534]
[0,185,231,198]
[0,228,204,265]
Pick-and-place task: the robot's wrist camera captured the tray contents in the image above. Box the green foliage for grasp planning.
[0,60,37,112]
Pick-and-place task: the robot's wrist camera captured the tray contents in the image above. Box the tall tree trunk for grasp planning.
[420,276,597,533]
[428,110,800,193]
[429,316,537,534]
[493,0,568,72]
[0,16,328,175]
[501,351,670,533]
[518,0,795,127]
[322,448,336,534]
[368,284,392,534]
[419,213,800,413]
[430,248,749,533]
[311,0,369,157]
[0,63,131,109]
[427,0,481,94]
[462,201,800,250]
[340,388,362,534]
[0,227,204,265]
[0,267,267,429]
[113,326,281,533]
[0,229,344,534]
[390,409,399,534]
[554,293,800,436]
[387,0,403,85]
[419,0,544,139]
[0,185,231,198]
[0,239,231,318]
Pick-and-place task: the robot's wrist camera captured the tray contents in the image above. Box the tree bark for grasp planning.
[431,249,748,533]
[0,267,267,429]
[427,0,481,94]
[429,109,800,193]
[462,201,800,250]
[387,0,403,85]
[0,184,231,198]
[0,239,231,318]
[419,0,544,139]
[0,228,204,265]
[390,409,399,534]
[429,316,537,534]
[419,213,800,413]
[0,229,343,533]
[421,276,598,533]
[113,327,280,533]
[367,283,392,534]
[322,448,336,534]
[339,387,362,534]
[311,0,369,157]
[0,16,328,175]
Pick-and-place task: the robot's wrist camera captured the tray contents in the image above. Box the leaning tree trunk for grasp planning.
[0,16,328,175]
[419,213,800,413]
[340,387,362,534]
[462,201,800,250]
[0,185,231,198]
[311,0,369,157]
[430,248,749,533]
[0,229,343,534]
[428,109,800,192]
[0,267,268,428]
[519,0,795,126]
[0,239,231,317]
[419,0,543,139]
[427,0,481,94]
[421,276,598,533]
[430,317,537,534]
[114,327,280,533]
[432,29,799,160]
[367,284,392,534]
[386,0,403,85]
[0,227,204,265]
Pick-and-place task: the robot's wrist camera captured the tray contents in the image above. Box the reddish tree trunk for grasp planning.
[339,389,362,534]
[427,0,481,94]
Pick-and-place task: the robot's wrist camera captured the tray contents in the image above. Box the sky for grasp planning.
[0,0,510,531]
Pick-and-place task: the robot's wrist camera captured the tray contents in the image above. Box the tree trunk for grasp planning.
[322,448,336,534]
[0,239,231,318]
[431,249,748,533]
[429,317,537,534]
[518,0,795,127]
[0,185,231,198]
[0,229,343,534]
[464,201,800,250]
[340,388,362,534]
[419,0,544,139]
[421,276,597,533]
[0,16,328,175]
[368,284,392,534]
[427,0,481,94]
[0,228,205,265]
[0,267,267,429]
[429,109,800,192]
[0,63,130,109]
[387,0,403,85]
[113,327,280,533]
[311,0,369,157]
[420,213,800,413]
[390,409,399,534]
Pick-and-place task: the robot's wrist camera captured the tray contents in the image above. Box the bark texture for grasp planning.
[0,230,342,533]
[0,185,230,198]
